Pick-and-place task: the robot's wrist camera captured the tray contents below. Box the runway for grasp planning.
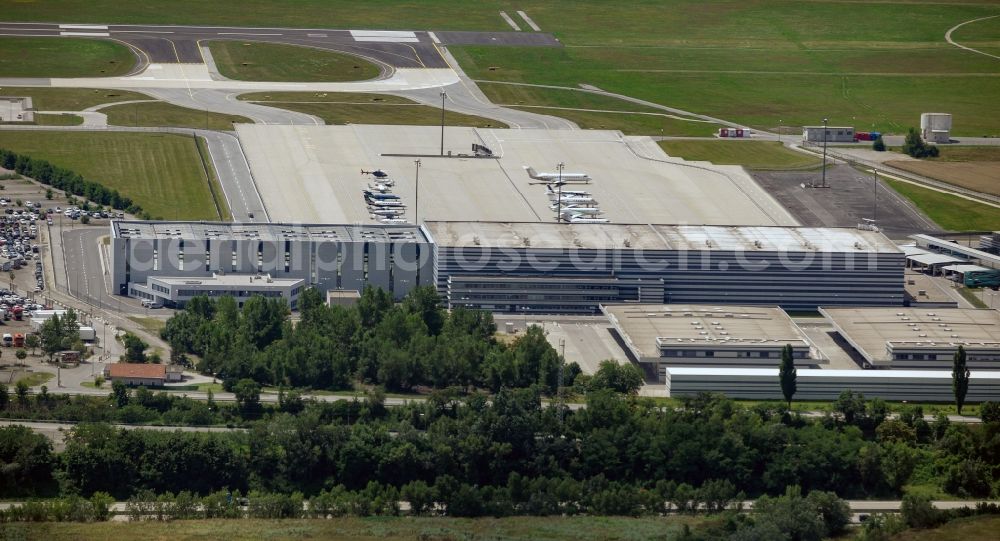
[0,21,560,70]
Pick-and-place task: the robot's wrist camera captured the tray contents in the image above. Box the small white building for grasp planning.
[803,125,855,143]
[920,113,952,143]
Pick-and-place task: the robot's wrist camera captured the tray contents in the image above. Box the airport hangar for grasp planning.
[111,220,905,313]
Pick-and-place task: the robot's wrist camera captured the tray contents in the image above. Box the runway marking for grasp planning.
[59,24,108,30]
[428,31,441,44]
[353,37,419,43]
[218,32,283,36]
[517,10,542,32]
[59,31,110,37]
[499,11,522,31]
[113,30,175,34]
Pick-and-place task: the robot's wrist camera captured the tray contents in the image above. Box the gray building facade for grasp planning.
[110,221,435,302]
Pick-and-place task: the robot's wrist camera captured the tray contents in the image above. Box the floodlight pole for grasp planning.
[556,162,564,223]
[778,119,782,143]
[414,159,421,224]
[821,117,829,188]
[439,91,447,156]
[872,169,878,227]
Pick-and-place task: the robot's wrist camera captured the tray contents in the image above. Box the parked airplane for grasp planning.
[363,190,401,200]
[370,208,404,216]
[368,200,406,208]
[568,216,609,223]
[545,185,592,197]
[559,206,603,216]
[379,218,410,224]
[524,166,591,183]
[551,194,596,204]
[367,183,393,193]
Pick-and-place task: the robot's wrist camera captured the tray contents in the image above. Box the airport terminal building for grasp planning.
[425,221,906,313]
[111,221,905,313]
[110,221,435,306]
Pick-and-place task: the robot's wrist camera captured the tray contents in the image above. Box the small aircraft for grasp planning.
[544,185,592,197]
[524,166,591,183]
[550,194,596,204]
[363,190,401,200]
[369,201,407,209]
[367,183,393,193]
[559,206,603,216]
[370,208,404,216]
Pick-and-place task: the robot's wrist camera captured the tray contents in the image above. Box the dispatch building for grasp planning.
[110,221,435,303]
[603,304,815,379]
[426,221,905,314]
[820,307,1000,370]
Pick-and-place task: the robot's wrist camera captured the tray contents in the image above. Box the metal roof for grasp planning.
[908,253,963,266]
[111,220,429,243]
[664,367,999,379]
[425,222,901,253]
[941,264,992,273]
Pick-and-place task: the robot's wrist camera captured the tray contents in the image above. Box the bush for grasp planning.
[981,401,1000,423]
[901,493,941,529]
[872,135,886,152]
[901,128,939,158]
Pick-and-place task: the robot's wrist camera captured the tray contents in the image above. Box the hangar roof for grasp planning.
[111,221,430,243]
[425,221,901,253]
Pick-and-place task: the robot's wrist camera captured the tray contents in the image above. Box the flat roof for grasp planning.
[150,274,305,287]
[236,125,798,226]
[664,367,997,379]
[911,233,1000,270]
[603,304,810,359]
[942,264,992,273]
[111,220,429,243]
[908,253,963,266]
[820,307,1000,363]
[425,221,901,252]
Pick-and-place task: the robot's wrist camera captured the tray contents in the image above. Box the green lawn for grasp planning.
[885,178,1000,231]
[0,132,224,221]
[478,82,718,136]
[0,88,151,111]
[658,140,822,170]
[10,516,707,541]
[890,515,1000,541]
[239,92,507,128]
[15,372,55,388]
[3,1,999,134]
[34,113,84,126]
[207,41,381,82]
[102,101,251,130]
[0,37,135,77]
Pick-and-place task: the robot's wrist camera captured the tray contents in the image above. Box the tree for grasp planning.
[872,135,886,152]
[14,349,26,362]
[952,345,970,415]
[901,128,939,158]
[900,493,940,529]
[25,334,39,355]
[39,313,65,360]
[233,378,261,418]
[589,360,643,394]
[0,383,7,410]
[45,188,53,200]
[121,332,148,363]
[15,381,29,406]
[981,401,1000,423]
[779,344,797,408]
[111,380,129,408]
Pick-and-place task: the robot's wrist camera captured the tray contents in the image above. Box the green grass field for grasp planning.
[207,41,381,82]
[3,2,999,135]
[239,92,507,128]
[885,178,1000,231]
[658,140,821,170]
[890,515,1000,541]
[0,37,135,77]
[15,372,55,387]
[0,88,151,111]
[195,137,233,221]
[0,132,224,221]
[102,101,251,130]
[34,113,84,126]
[928,146,1000,162]
[4,516,706,541]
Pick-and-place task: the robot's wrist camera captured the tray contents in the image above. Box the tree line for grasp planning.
[0,147,146,217]
[161,287,592,394]
[4,389,999,505]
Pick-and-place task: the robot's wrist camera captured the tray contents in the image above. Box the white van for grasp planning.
[2,333,12,346]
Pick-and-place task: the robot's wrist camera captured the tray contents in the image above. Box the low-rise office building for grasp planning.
[603,304,814,379]
[129,273,305,309]
[664,367,1000,402]
[110,221,435,304]
[821,307,1000,369]
[802,126,855,143]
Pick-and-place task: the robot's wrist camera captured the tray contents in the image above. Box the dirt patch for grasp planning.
[886,160,1000,195]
